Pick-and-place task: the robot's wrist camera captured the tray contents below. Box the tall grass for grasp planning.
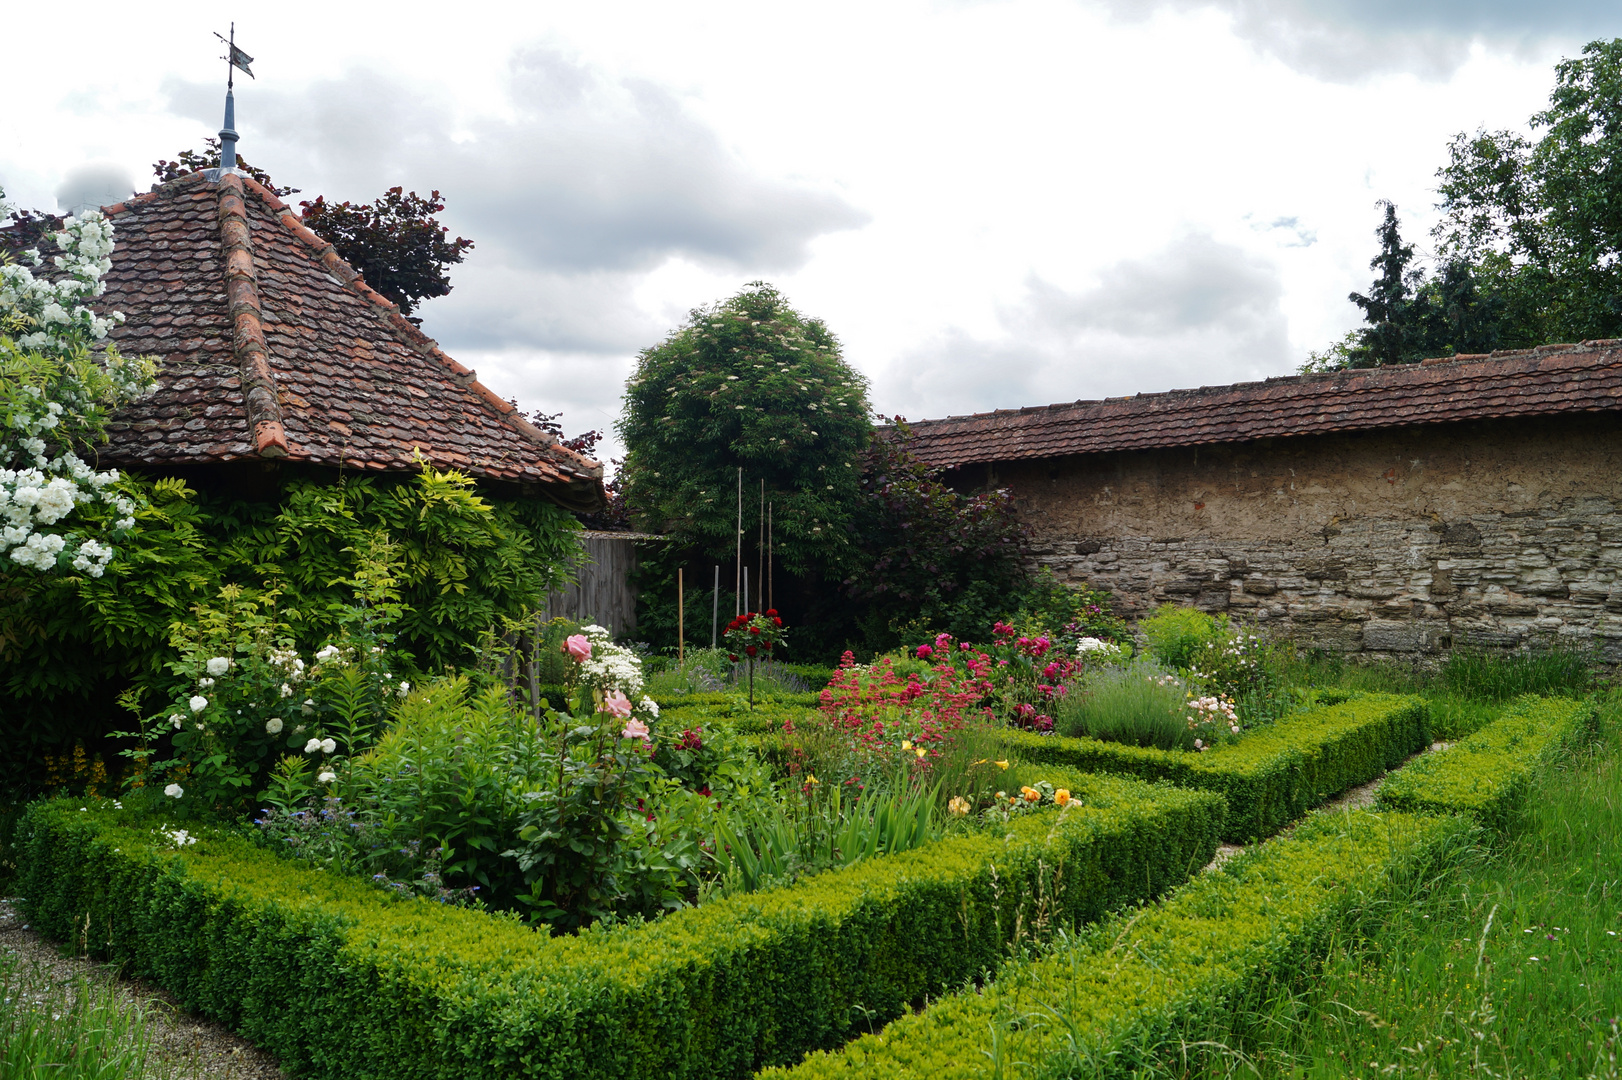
[1440,647,1594,701]
[1055,661,1199,750]
[0,953,175,1080]
[1150,690,1622,1079]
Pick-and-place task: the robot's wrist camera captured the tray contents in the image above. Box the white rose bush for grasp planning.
[0,191,158,579]
[119,542,410,811]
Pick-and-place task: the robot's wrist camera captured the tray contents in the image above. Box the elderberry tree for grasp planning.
[0,189,158,576]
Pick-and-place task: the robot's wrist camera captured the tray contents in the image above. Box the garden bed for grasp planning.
[1001,692,1429,842]
[16,770,1222,1080]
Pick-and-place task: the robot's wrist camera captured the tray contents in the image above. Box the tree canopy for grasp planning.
[617,283,871,576]
[1312,38,1622,370]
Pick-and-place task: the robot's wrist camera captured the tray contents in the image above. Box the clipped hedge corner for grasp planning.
[763,808,1469,1080]
[1003,692,1428,842]
[1376,694,1595,831]
[17,769,1222,1080]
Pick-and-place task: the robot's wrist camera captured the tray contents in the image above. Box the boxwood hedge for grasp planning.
[763,808,1470,1080]
[16,770,1221,1080]
[1375,694,1595,832]
[1002,693,1428,842]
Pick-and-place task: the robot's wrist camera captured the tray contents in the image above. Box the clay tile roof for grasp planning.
[94,172,605,511]
[900,343,1622,469]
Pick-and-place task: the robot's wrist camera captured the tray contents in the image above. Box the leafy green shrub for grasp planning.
[1139,604,1226,670]
[1376,694,1596,831]
[1054,660,1198,749]
[763,809,1470,1080]
[18,772,1223,1079]
[1439,647,1594,701]
[1007,692,1431,842]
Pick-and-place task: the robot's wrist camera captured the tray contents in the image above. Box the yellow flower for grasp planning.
[915,747,927,759]
[947,796,971,817]
[807,774,820,785]
[995,760,1010,770]
[1020,786,1040,803]
[901,740,913,751]
[970,759,988,766]
[1055,788,1071,807]
[995,790,1007,801]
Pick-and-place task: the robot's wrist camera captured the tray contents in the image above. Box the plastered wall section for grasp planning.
[985,414,1622,662]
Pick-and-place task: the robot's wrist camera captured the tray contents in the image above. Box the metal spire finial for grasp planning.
[209,25,255,179]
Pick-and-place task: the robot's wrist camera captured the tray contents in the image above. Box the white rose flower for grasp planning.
[265,717,283,735]
[320,738,337,754]
[169,714,183,730]
[279,683,293,698]
[163,783,183,799]
[317,770,337,784]
[205,656,232,676]
[396,681,410,698]
[188,695,208,713]
[304,738,322,753]
[197,677,214,689]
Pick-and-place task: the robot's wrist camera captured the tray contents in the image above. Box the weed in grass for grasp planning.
[0,951,176,1080]
[1153,691,1622,1079]
[1440,647,1594,702]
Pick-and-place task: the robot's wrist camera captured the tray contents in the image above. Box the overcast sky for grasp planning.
[5,1,1618,465]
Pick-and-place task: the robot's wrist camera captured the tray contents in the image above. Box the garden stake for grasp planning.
[767,501,773,612]
[735,467,743,616]
[711,565,719,648]
[757,478,765,614]
[677,568,684,666]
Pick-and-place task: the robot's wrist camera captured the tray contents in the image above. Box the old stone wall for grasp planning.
[978,414,1622,663]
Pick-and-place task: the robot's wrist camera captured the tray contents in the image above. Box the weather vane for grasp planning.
[215,25,255,87]
[209,24,255,178]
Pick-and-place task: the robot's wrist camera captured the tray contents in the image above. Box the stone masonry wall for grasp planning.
[977,414,1622,663]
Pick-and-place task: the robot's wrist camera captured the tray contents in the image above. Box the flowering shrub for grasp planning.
[569,622,659,721]
[0,204,158,577]
[121,540,408,810]
[790,649,992,788]
[1185,628,1290,727]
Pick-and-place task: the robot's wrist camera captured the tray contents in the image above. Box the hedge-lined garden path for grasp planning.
[0,897,288,1079]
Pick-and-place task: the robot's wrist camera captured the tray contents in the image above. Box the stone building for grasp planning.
[903,344,1622,663]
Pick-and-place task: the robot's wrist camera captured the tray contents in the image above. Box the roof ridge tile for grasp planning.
[216,173,288,458]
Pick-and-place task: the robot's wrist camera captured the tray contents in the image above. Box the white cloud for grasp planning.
[883,233,1290,419]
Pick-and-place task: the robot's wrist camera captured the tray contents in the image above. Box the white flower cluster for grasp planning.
[576,623,646,700]
[1076,637,1124,659]
[159,827,197,847]
[0,213,124,355]
[0,210,154,577]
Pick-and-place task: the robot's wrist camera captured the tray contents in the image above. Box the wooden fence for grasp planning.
[541,531,663,639]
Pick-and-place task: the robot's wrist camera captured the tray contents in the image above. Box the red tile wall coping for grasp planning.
[93,172,604,506]
[899,342,1622,469]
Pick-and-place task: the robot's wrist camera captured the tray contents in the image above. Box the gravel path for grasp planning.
[0,898,286,1080]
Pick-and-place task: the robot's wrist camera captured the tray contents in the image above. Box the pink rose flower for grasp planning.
[621,718,651,742]
[916,644,933,659]
[602,690,633,719]
[564,634,591,662]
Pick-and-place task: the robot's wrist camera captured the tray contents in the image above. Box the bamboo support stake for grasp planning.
[677,568,684,666]
[735,468,743,616]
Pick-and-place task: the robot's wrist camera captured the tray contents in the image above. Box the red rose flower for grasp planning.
[746,645,758,657]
